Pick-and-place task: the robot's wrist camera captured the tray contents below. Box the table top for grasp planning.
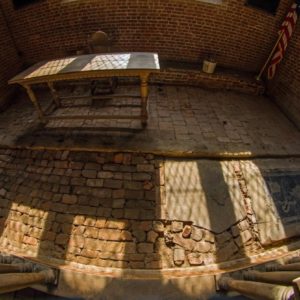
[9,52,160,84]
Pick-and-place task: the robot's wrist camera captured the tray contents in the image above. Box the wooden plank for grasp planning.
[46,115,142,120]
[60,94,141,100]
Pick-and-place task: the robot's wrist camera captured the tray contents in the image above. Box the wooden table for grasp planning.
[9,52,160,126]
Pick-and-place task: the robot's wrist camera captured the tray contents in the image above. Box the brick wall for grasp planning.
[0,0,293,72]
[268,26,300,129]
[0,6,21,108]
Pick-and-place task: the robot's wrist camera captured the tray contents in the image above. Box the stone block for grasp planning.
[112,199,125,208]
[130,261,145,269]
[137,164,155,172]
[124,208,140,219]
[147,230,159,243]
[112,189,125,199]
[216,231,232,245]
[86,179,103,187]
[187,253,203,266]
[62,194,77,204]
[69,235,85,248]
[82,170,97,179]
[132,173,152,181]
[238,219,250,231]
[111,209,124,218]
[124,181,143,190]
[104,179,123,189]
[153,221,165,232]
[132,230,146,242]
[95,219,106,228]
[55,233,69,245]
[125,190,144,200]
[173,247,185,266]
[137,243,154,253]
[98,171,113,179]
[181,225,193,239]
[143,181,154,190]
[217,241,239,262]
[173,234,196,251]
[70,178,86,186]
[23,236,38,246]
[191,227,203,241]
[81,249,98,259]
[72,225,85,235]
[84,227,98,239]
[235,229,253,247]
[145,260,162,269]
[171,221,183,233]
[98,229,132,241]
[113,153,123,163]
[105,220,129,229]
[193,241,211,253]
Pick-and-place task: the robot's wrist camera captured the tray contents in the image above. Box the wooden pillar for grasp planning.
[0,263,32,273]
[0,269,55,294]
[244,270,300,285]
[219,277,294,300]
[140,73,149,127]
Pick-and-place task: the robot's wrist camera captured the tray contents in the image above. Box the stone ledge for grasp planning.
[149,60,265,96]
[2,243,300,278]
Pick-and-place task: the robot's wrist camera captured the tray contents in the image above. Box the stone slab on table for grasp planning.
[240,158,300,246]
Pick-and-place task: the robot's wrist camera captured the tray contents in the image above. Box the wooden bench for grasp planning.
[9,52,160,126]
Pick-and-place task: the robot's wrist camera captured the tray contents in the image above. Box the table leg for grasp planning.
[47,82,61,107]
[140,73,149,127]
[23,85,45,122]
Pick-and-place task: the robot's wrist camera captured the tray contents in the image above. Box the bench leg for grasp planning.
[24,85,46,122]
[140,73,149,127]
[47,82,61,107]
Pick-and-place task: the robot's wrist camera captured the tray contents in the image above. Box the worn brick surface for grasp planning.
[0,149,265,270]
[0,85,299,157]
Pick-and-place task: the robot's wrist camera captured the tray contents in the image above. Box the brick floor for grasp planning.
[0,84,299,272]
[0,149,265,270]
[1,84,299,156]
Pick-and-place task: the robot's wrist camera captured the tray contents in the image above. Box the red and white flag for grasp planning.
[268,3,299,79]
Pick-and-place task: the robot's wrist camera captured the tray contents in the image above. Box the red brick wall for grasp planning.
[0,0,294,72]
[268,26,300,128]
[0,6,20,106]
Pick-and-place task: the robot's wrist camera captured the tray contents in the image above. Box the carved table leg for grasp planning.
[0,263,32,274]
[219,277,294,300]
[0,269,55,294]
[140,73,149,127]
[23,85,45,122]
[47,82,61,107]
[244,270,300,285]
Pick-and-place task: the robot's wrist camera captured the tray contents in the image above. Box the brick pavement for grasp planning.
[0,149,264,270]
[0,84,299,156]
[0,85,300,272]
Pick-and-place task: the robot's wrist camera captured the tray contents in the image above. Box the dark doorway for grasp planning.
[13,0,44,9]
[246,0,280,14]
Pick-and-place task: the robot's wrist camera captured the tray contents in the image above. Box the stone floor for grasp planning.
[1,84,300,299]
[1,84,300,156]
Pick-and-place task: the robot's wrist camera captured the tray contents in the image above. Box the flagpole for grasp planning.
[255,30,284,81]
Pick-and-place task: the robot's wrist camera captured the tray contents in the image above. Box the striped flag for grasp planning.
[267,2,300,79]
